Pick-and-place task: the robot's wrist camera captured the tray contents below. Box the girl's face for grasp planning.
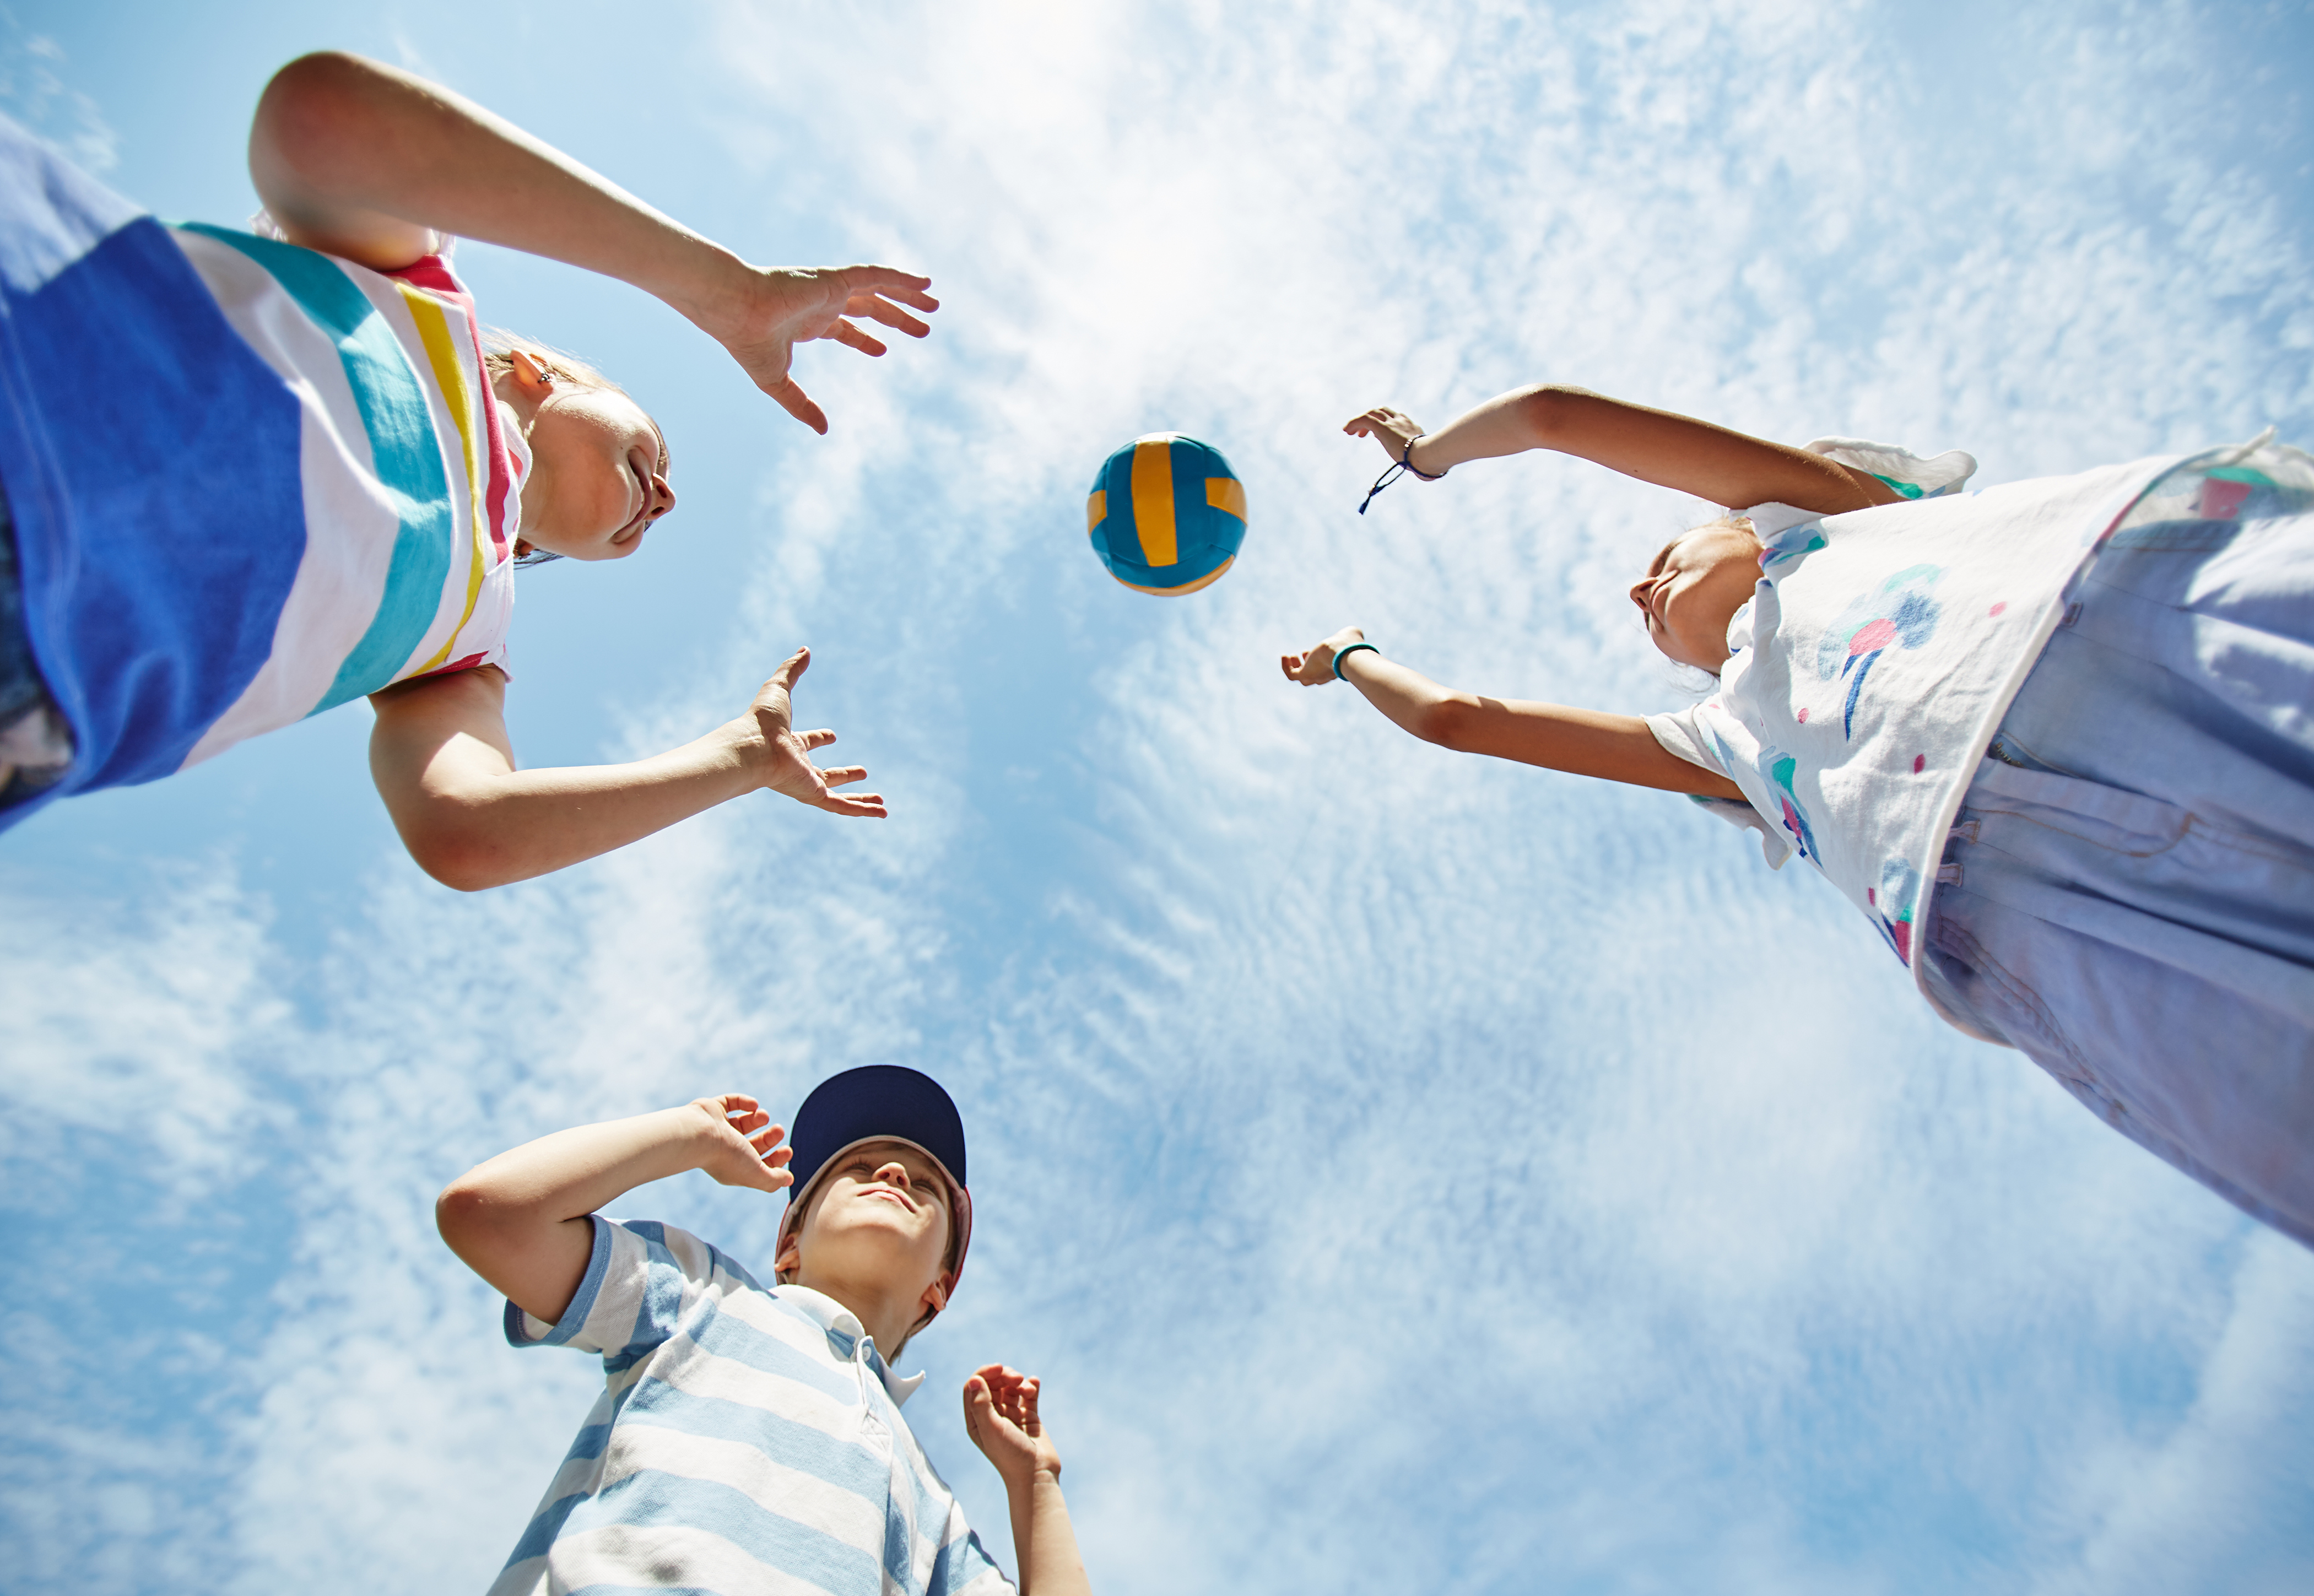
[516,386,674,560]
[493,355,675,561]
[1629,521,1762,672]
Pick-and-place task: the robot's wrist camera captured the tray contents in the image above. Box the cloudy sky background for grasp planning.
[3,0,2312,1590]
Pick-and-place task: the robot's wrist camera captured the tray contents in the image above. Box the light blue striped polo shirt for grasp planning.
[495,1216,1014,1596]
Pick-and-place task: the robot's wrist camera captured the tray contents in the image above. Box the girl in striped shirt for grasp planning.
[0,52,934,886]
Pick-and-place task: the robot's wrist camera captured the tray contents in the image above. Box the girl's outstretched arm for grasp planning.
[250,51,936,432]
[1347,386,1904,516]
[1280,627,1745,800]
[367,647,883,892]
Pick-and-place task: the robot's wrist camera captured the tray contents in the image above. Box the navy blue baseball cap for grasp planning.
[776,1065,973,1303]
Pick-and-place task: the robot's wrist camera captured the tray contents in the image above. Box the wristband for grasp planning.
[1401,436,1447,481]
[1356,436,1447,514]
[1331,642,1380,679]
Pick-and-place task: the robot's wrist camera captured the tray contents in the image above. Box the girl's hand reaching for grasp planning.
[964,1365,1063,1489]
[1344,405,1425,462]
[1280,626,1367,686]
[684,1094,797,1193]
[710,265,940,435]
[743,647,888,819]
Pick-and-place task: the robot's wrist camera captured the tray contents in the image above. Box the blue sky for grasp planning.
[3,1,2312,1591]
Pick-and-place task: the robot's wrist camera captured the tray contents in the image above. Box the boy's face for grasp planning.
[791,1138,955,1304]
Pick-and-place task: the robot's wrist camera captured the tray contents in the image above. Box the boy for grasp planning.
[437,1065,1094,1595]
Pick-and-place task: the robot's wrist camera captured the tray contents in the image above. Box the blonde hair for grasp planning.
[479,329,629,397]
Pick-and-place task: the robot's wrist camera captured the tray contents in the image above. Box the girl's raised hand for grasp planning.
[713,265,939,435]
[1344,405,1425,462]
[1280,625,1367,686]
[686,1094,796,1193]
[744,647,889,819]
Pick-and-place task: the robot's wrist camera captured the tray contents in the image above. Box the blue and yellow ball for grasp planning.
[1086,434,1247,596]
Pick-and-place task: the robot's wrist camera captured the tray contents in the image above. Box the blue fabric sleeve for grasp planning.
[503,1214,616,1350]
[0,118,306,829]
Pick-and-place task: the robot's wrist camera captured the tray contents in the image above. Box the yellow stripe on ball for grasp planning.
[1130,439,1178,567]
[1204,477,1246,520]
[1087,488,1106,531]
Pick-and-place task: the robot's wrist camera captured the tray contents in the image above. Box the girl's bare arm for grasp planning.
[366,648,882,892]
[1280,629,1746,800]
[1347,385,1905,516]
[249,52,936,431]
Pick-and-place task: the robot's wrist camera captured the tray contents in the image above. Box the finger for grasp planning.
[837,266,937,309]
[763,375,829,435]
[820,764,868,789]
[817,791,888,818]
[828,318,889,358]
[848,293,933,339]
[717,1093,760,1115]
[1279,653,1300,678]
[799,728,837,750]
[766,646,812,691]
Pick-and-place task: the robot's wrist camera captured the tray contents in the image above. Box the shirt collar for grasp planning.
[774,1284,926,1406]
[496,399,533,550]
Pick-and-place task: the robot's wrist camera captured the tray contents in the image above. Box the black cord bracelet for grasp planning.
[1356,436,1447,515]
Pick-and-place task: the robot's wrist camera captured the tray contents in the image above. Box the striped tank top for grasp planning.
[0,115,522,828]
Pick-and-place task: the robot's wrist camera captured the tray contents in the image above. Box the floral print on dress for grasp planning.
[1760,745,1820,864]
[1815,564,1944,738]
[1866,857,1921,963]
[1758,520,1828,578]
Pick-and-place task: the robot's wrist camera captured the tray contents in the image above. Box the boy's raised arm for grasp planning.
[964,1367,1095,1596]
[436,1095,792,1324]
[250,51,937,432]
[1347,385,1904,516]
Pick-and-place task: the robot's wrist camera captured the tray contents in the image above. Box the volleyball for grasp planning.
[1085,433,1247,596]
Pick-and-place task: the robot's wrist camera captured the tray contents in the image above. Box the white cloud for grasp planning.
[3,0,2311,1591]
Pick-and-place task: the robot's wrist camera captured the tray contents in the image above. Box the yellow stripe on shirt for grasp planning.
[397,283,489,673]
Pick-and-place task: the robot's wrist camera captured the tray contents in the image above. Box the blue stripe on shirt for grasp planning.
[177,224,453,715]
[612,1377,894,1499]
[563,1470,885,1592]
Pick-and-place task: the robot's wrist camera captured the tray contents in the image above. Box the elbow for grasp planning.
[253,52,383,185]
[435,1176,496,1252]
[396,813,516,893]
[1410,697,1480,751]
[1515,383,1589,450]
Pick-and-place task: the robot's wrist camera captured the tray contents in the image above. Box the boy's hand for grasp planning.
[685,1094,796,1193]
[740,647,888,819]
[713,264,939,435]
[964,1365,1063,1489]
[1280,626,1367,686]
[1344,405,1424,462]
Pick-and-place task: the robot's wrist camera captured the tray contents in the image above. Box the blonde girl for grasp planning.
[0,53,937,886]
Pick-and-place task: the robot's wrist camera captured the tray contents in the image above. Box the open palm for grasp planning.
[717,264,939,433]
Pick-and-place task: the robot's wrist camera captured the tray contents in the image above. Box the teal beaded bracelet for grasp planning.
[1331,642,1380,680]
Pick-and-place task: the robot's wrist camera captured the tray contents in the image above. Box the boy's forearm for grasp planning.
[253,53,749,324]
[1007,1471,1093,1596]
[438,1106,716,1322]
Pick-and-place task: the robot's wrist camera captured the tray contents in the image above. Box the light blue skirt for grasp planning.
[1921,449,2314,1246]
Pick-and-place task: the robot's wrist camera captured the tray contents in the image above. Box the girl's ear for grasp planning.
[503,349,555,403]
[774,1233,802,1280]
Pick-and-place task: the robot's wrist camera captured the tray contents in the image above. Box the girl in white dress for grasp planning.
[1285,384,2314,1245]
